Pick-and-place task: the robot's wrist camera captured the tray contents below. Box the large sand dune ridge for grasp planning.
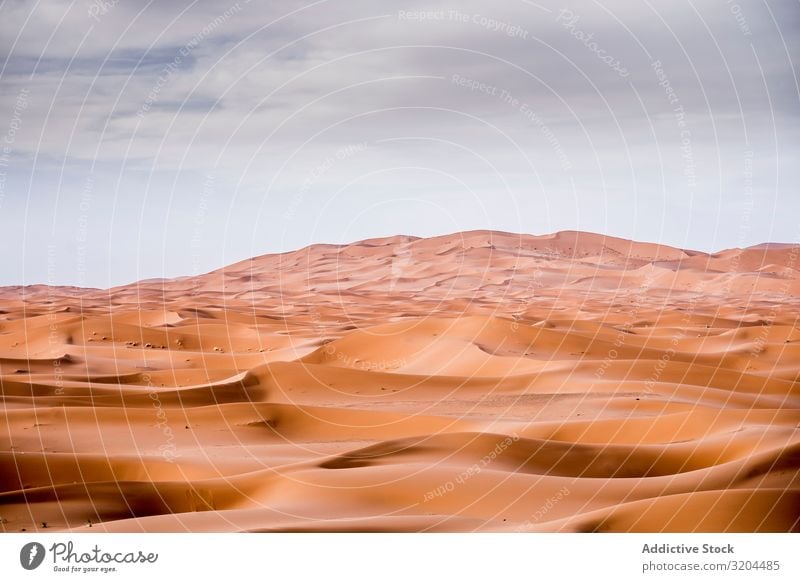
[1,230,799,532]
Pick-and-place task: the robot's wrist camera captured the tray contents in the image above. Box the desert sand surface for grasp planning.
[1,230,799,532]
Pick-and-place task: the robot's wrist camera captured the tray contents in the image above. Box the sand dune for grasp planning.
[1,230,798,532]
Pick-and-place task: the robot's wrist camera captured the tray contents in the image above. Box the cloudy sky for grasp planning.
[1,0,798,286]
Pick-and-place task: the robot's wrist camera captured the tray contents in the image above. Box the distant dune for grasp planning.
[1,230,799,532]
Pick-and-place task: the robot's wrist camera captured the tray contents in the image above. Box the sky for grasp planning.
[0,0,798,287]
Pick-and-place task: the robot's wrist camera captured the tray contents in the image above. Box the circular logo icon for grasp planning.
[19,542,46,570]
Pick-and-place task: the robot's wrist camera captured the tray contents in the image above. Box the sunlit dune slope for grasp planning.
[2,230,799,532]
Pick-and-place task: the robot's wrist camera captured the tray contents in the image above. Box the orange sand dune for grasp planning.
[1,230,799,532]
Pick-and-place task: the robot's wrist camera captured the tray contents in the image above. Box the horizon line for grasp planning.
[4,228,799,292]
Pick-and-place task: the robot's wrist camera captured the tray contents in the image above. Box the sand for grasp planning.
[1,230,798,532]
